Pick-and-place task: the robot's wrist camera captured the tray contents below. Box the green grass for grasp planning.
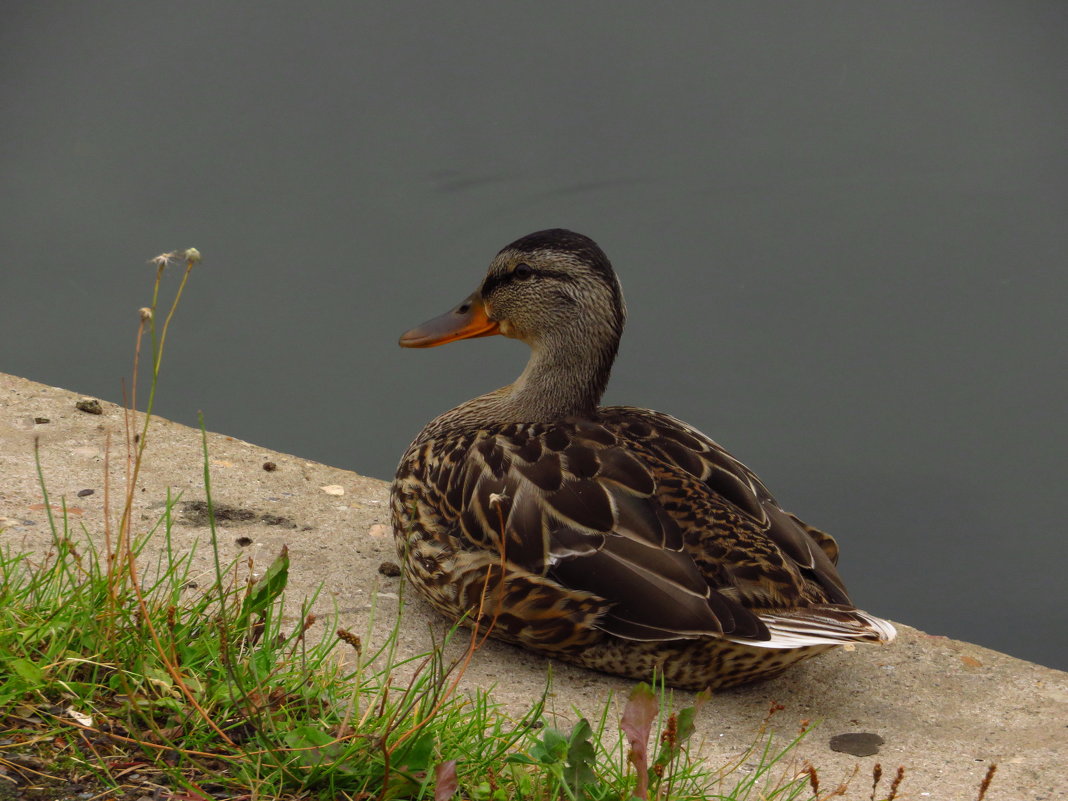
[1,248,971,801]
[0,494,824,800]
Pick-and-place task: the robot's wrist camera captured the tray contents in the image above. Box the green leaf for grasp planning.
[143,665,174,693]
[564,718,597,799]
[284,724,334,749]
[504,754,539,766]
[530,727,568,764]
[675,706,697,744]
[394,729,436,772]
[283,724,338,769]
[0,659,45,705]
[241,546,290,623]
[251,647,274,675]
[8,658,44,684]
[0,679,26,705]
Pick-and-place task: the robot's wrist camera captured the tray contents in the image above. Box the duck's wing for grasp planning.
[598,407,852,609]
[426,411,895,648]
[596,408,895,647]
[449,418,769,643]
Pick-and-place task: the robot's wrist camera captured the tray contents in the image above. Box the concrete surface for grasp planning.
[1,371,1065,799]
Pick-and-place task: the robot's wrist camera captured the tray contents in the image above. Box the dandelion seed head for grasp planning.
[149,252,176,268]
[184,247,201,264]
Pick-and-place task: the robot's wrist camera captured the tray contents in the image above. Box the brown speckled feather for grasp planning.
[395,407,851,645]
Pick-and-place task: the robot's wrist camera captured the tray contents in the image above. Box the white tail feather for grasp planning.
[729,608,897,649]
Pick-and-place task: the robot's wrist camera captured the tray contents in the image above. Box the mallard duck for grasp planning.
[391,229,895,690]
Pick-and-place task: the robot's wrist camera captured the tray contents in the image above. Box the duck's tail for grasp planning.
[733,605,897,649]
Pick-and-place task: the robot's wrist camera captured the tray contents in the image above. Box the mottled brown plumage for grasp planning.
[391,229,894,690]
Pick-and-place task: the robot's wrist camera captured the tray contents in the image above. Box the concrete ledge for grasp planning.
[2,372,1064,798]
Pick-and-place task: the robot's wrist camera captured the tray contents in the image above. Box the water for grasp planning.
[3,3,1066,670]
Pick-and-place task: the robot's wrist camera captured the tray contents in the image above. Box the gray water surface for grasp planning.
[3,3,1066,670]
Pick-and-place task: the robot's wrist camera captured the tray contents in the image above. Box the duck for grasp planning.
[390,229,895,690]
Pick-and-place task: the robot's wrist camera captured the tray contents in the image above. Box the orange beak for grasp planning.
[399,292,500,348]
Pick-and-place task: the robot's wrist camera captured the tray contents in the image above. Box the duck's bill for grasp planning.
[399,293,500,348]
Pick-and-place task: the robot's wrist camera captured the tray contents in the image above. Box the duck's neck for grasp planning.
[504,332,617,421]
[422,331,620,439]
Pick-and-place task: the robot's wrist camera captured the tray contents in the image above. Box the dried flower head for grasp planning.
[887,765,905,800]
[184,247,201,264]
[804,763,819,795]
[337,628,362,654]
[139,307,153,322]
[149,252,176,269]
[871,762,883,800]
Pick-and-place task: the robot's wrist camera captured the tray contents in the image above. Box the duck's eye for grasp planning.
[514,263,533,280]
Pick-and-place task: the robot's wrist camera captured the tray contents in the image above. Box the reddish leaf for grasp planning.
[620,683,658,800]
[434,760,458,801]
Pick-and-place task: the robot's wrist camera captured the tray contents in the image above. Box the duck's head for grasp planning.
[399,229,626,351]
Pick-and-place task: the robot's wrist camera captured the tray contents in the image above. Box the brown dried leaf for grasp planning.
[620,683,658,800]
[434,760,458,801]
[28,503,83,516]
